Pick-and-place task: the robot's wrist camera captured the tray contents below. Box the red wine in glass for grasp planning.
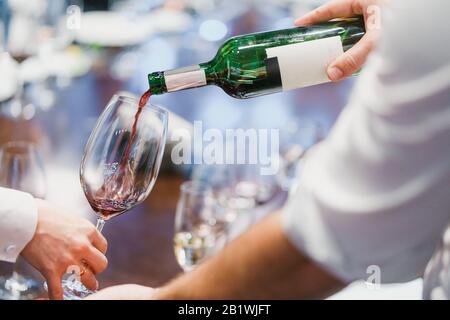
[85,196,139,220]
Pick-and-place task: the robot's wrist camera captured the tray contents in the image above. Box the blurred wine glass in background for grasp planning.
[277,118,325,192]
[0,0,86,119]
[0,141,46,300]
[0,141,46,198]
[191,163,278,243]
[174,181,228,272]
[423,225,450,300]
[192,164,250,223]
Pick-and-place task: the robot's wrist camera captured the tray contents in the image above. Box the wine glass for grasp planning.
[173,181,228,272]
[422,225,450,299]
[277,119,325,192]
[192,164,253,221]
[0,141,47,300]
[191,163,277,240]
[62,94,168,299]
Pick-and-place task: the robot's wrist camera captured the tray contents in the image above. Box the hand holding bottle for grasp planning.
[148,18,365,99]
[295,0,389,81]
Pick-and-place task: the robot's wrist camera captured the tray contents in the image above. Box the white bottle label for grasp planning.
[266,36,344,91]
[164,65,207,92]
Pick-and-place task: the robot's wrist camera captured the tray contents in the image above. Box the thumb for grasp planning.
[47,274,64,300]
[327,34,374,81]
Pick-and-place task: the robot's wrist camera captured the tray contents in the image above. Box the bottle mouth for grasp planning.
[148,71,167,95]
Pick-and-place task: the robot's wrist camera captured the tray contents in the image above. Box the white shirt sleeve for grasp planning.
[282,0,450,283]
[0,187,38,263]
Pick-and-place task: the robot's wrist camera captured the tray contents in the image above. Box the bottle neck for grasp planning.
[148,64,213,95]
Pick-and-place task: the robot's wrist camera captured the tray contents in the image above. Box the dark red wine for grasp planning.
[86,196,139,220]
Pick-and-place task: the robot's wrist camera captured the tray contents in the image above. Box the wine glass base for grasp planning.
[0,275,43,300]
[60,280,96,300]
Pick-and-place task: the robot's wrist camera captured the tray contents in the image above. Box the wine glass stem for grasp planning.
[96,218,105,233]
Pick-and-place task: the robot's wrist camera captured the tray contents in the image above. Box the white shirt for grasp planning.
[0,187,38,262]
[282,0,450,284]
[0,53,19,102]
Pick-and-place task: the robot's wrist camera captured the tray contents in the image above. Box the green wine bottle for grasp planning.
[148,17,365,99]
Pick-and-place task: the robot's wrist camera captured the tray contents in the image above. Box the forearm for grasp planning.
[156,212,344,299]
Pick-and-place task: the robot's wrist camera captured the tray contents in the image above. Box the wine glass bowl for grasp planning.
[80,95,168,223]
